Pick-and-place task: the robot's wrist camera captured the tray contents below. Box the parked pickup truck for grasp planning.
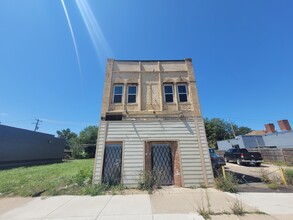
[224,148,263,167]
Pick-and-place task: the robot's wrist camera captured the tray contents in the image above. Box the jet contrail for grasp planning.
[60,0,82,79]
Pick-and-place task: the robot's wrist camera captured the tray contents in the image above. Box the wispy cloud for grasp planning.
[41,118,96,126]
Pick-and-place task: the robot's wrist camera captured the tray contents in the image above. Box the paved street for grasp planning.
[0,188,292,220]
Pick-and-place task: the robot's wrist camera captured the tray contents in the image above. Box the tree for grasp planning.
[204,118,252,149]
[204,118,231,149]
[56,128,78,149]
[79,125,98,145]
[235,126,252,136]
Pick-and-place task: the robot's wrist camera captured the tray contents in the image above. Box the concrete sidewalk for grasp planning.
[228,192,293,220]
[0,188,292,220]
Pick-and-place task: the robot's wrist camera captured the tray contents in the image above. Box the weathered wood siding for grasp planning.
[247,148,293,165]
[93,120,213,187]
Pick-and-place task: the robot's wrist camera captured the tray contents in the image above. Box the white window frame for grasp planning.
[177,84,188,103]
[113,84,123,104]
[127,84,137,104]
[163,84,174,103]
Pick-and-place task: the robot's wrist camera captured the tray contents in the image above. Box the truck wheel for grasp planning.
[255,163,261,167]
[236,159,242,165]
[224,157,229,163]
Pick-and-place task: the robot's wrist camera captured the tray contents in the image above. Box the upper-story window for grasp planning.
[177,84,188,102]
[164,84,174,103]
[113,85,123,103]
[127,85,137,103]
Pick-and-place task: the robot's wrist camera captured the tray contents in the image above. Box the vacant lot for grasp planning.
[0,159,95,197]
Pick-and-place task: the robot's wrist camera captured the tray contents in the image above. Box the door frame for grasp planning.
[144,140,182,186]
[101,141,124,184]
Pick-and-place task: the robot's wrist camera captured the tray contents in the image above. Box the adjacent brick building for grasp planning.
[93,59,213,187]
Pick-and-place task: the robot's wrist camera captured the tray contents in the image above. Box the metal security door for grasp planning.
[152,144,173,185]
[102,144,122,185]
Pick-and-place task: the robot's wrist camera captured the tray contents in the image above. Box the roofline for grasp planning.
[0,124,55,137]
[109,58,192,62]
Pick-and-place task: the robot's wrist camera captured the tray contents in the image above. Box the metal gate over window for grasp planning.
[152,144,173,185]
[102,144,122,185]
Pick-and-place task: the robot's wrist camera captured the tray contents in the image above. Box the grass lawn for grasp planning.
[0,159,97,197]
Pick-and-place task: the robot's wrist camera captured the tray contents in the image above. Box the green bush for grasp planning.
[285,169,293,185]
[74,167,93,186]
[72,145,82,159]
[80,151,89,159]
[215,172,237,193]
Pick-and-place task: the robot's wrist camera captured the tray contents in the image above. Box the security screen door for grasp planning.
[102,143,122,185]
[152,144,173,185]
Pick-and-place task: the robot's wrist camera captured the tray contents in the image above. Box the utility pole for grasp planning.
[33,119,42,131]
[229,118,236,138]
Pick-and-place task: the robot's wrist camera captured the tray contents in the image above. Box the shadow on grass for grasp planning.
[0,159,64,171]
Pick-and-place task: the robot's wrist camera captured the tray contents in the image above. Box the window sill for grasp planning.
[164,102,176,105]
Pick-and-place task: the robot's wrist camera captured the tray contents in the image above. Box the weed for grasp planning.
[253,210,268,215]
[214,172,237,193]
[285,169,293,185]
[230,198,245,216]
[258,169,282,190]
[263,160,292,167]
[197,190,212,220]
[259,169,270,183]
[138,170,161,193]
[198,206,211,220]
[83,184,109,196]
[74,167,93,186]
[267,179,279,190]
[199,183,208,188]
[110,183,124,195]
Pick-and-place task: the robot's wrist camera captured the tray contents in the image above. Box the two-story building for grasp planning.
[93,59,213,187]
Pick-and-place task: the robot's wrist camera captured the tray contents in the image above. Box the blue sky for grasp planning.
[0,0,293,135]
